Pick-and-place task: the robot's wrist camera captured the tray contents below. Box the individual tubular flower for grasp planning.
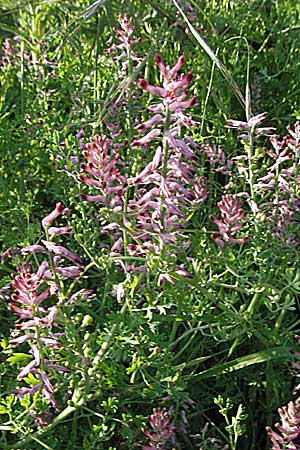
[42,202,69,229]
[266,401,300,450]
[141,408,176,450]
[211,194,248,246]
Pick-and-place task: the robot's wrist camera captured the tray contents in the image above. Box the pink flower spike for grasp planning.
[42,203,69,229]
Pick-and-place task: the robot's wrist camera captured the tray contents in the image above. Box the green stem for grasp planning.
[90,300,129,370]
[246,291,260,315]
[169,293,182,343]
[247,129,258,232]
[20,9,25,116]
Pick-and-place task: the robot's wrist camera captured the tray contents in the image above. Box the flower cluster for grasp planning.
[1,38,16,66]
[103,15,142,144]
[106,14,141,73]
[211,194,248,246]
[267,401,300,450]
[226,112,275,141]
[201,143,233,174]
[142,408,175,450]
[256,122,300,244]
[131,54,207,250]
[9,262,66,409]
[80,135,125,209]
[7,203,88,409]
[80,54,207,267]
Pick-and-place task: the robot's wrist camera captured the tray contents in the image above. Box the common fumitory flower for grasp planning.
[55,266,82,279]
[112,15,141,57]
[226,112,268,129]
[42,240,83,266]
[9,262,63,408]
[157,273,176,287]
[135,114,164,131]
[80,134,126,209]
[226,112,275,140]
[201,143,233,174]
[267,401,300,450]
[132,128,161,146]
[212,194,248,246]
[6,204,87,411]
[48,225,73,236]
[255,122,300,244]
[142,408,175,450]
[42,202,68,229]
[20,244,45,255]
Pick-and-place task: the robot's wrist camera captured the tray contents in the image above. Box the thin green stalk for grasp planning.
[90,300,129,370]
[246,129,258,231]
[20,9,25,116]
[169,293,182,343]
[246,291,260,315]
